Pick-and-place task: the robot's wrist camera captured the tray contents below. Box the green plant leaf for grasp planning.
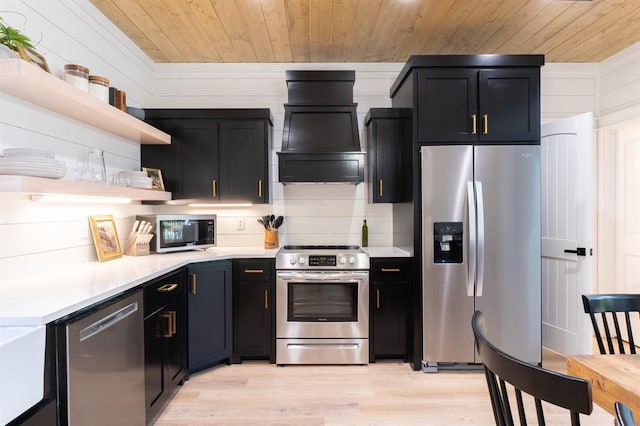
[0,16,34,51]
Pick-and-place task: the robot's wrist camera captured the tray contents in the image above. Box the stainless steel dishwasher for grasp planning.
[64,290,145,425]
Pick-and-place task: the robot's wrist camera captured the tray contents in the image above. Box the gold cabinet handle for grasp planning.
[482,114,488,135]
[169,311,176,336]
[471,114,477,135]
[190,273,197,295]
[258,179,263,198]
[157,283,178,292]
[380,268,401,272]
[244,269,264,274]
[212,180,217,197]
[160,312,173,337]
[376,289,380,309]
[379,179,383,197]
[264,289,269,309]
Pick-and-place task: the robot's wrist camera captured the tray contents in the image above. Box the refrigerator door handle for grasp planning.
[467,181,476,297]
[475,181,485,297]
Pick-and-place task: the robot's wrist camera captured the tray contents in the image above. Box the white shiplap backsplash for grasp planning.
[2,0,626,285]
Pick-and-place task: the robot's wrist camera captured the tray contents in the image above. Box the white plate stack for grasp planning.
[118,171,153,189]
[0,148,65,179]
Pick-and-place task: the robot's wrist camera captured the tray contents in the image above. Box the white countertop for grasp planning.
[0,246,411,326]
[0,247,277,326]
[363,246,413,258]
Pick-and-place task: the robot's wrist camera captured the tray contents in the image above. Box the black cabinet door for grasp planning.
[144,310,165,411]
[478,68,540,142]
[372,281,408,358]
[143,269,187,423]
[187,261,232,372]
[417,68,478,144]
[178,120,219,199]
[232,259,275,363]
[218,120,268,203]
[367,116,410,203]
[370,258,412,360]
[164,297,187,388]
[141,120,183,197]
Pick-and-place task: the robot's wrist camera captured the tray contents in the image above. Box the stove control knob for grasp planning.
[340,257,347,265]
[349,257,355,264]
[298,257,305,264]
[289,256,297,265]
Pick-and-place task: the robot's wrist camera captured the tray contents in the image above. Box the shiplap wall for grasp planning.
[0,0,618,284]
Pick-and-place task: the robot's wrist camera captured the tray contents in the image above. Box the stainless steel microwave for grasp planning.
[136,214,216,253]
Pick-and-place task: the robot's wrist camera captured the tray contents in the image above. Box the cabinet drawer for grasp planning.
[235,259,273,282]
[144,269,186,317]
[371,259,412,281]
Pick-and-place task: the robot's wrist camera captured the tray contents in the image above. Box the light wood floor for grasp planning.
[154,349,614,425]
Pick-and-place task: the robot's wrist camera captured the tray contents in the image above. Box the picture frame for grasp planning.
[143,167,165,191]
[89,215,122,262]
[15,43,50,73]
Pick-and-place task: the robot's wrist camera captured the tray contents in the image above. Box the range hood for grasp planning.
[277,70,365,184]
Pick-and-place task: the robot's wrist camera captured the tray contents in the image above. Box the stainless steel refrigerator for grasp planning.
[421,144,541,370]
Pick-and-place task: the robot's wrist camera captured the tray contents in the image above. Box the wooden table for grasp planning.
[567,354,640,417]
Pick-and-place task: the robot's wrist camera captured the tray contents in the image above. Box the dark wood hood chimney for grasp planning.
[277,70,365,183]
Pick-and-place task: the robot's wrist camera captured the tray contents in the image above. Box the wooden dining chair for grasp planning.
[472,311,593,426]
[615,401,637,426]
[581,294,640,354]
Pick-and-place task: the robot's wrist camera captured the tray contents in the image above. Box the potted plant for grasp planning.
[0,16,34,57]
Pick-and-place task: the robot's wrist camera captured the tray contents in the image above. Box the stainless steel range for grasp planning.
[275,245,370,365]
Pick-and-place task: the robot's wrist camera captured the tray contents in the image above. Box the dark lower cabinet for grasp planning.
[370,258,412,361]
[187,261,233,372]
[144,269,187,424]
[232,259,275,363]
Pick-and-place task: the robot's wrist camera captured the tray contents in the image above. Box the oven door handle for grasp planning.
[277,272,368,281]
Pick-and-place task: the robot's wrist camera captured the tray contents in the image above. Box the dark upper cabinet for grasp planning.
[477,68,540,142]
[232,259,275,363]
[142,109,272,203]
[415,66,540,144]
[187,261,232,373]
[417,69,478,144]
[369,258,412,361]
[218,120,268,203]
[365,108,412,203]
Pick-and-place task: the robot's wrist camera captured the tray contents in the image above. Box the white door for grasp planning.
[614,125,640,338]
[541,113,594,355]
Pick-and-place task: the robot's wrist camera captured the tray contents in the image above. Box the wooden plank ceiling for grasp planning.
[90,0,640,63]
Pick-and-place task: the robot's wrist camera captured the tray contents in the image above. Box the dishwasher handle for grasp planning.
[79,301,139,342]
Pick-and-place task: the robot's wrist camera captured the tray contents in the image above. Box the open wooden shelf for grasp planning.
[0,175,172,201]
[0,59,170,145]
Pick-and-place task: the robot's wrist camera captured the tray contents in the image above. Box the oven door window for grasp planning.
[287,282,358,322]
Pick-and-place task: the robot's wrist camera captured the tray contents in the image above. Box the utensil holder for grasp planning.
[124,233,150,256]
[264,229,278,249]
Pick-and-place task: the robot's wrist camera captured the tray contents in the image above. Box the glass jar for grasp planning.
[88,75,110,102]
[85,149,106,183]
[64,64,90,92]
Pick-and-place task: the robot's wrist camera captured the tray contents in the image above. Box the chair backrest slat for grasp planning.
[615,401,637,426]
[582,294,640,355]
[472,311,593,426]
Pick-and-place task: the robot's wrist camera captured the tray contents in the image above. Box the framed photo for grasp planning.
[143,167,165,190]
[15,43,50,73]
[89,215,122,262]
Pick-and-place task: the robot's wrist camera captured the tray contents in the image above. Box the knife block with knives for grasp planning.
[124,219,153,256]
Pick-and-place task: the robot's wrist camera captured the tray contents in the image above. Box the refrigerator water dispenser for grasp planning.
[433,222,463,263]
